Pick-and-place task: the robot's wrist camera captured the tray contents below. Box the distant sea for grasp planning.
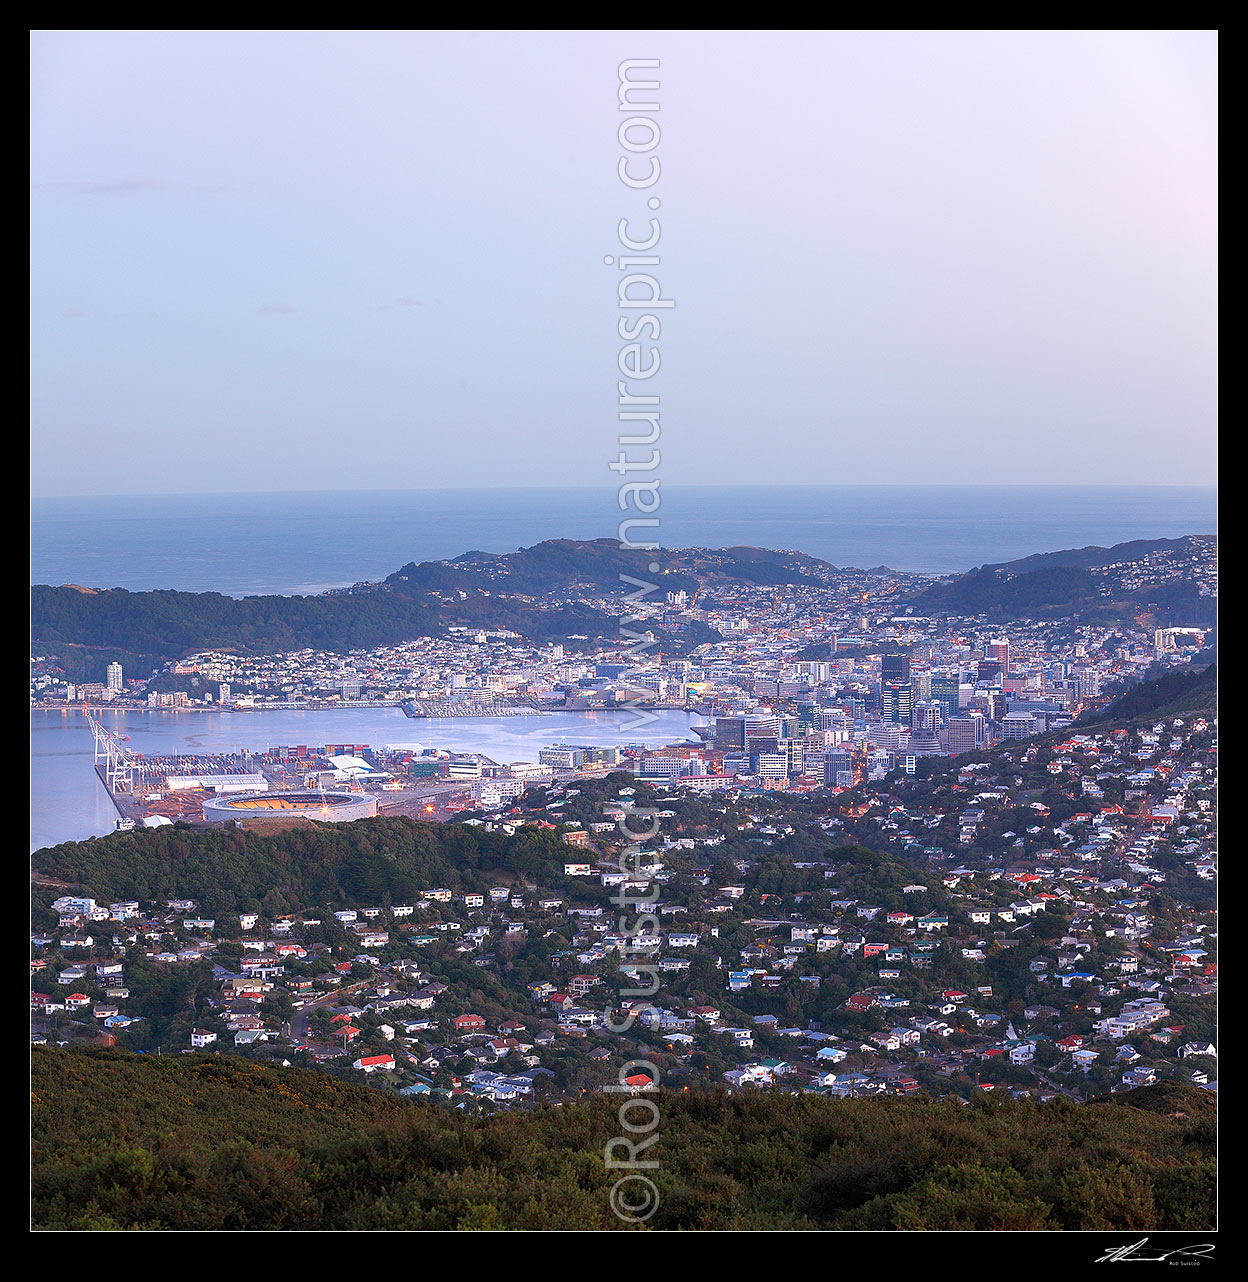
[30,485,1217,597]
[29,484,1217,851]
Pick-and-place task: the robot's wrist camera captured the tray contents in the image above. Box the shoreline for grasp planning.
[31,702,701,718]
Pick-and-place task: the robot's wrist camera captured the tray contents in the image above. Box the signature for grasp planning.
[1097,1238,1215,1264]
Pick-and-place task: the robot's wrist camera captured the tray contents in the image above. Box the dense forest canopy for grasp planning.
[1079,664,1217,726]
[31,1048,1216,1231]
[31,815,576,920]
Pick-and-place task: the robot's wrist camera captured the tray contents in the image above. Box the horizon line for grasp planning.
[31,481,1219,504]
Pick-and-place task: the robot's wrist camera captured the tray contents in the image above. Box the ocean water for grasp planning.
[29,483,1216,849]
[30,485,1216,596]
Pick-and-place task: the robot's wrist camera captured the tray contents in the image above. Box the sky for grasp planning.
[30,30,1218,496]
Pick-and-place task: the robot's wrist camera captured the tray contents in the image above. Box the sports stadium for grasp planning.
[202,790,378,824]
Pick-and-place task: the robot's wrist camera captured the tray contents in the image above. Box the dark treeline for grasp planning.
[909,559,1215,627]
[31,1048,1216,1231]
[31,816,576,920]
[34,644,170,686]
[1079,664,1217,726]
[30,583,619,667]
[910,565,1101,617]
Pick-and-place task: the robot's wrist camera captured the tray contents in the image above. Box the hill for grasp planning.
[1078,664,1217,727]
[985,535,1213,575]
[32,538,831,672]
[29,580,619,670]
[389,537,699,595]
[30,813,579,919]
[907,535,1216,625]
[31,1047,1215,1230]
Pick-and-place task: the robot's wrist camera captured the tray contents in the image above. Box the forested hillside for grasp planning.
[1079,664,1217,726]
[31,1048,1216,1231]
[31,815,576,921]
[30,582,617,666]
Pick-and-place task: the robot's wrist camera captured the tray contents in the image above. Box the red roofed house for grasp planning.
[353,1054,396,1073]
[330,1013,361,1041]
[454,1013,486,1033]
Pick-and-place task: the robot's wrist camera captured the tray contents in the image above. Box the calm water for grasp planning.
[30,485,1216,595]
[29,484,1216,850]
[29,707,702,853]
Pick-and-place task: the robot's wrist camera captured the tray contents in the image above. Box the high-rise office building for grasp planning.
[1000,712,1037,740]
[714,716,746,751]
[931,675,961,723]
[754,753,790,781]
[946,713,988,755]
[817,708,850,734]
[714,712,785,752]
[883,682,913,725]
[106,662,123,693]
[986,638,1010,674]
[881,653,911,685]
[976,659,1004,685]
[824,749,854,788]
[868,724,910,752]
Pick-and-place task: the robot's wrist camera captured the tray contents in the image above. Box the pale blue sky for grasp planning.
[31,30,1217,496]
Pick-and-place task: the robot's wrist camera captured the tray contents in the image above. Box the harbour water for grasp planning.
[29,483,1217,850]
[29,706,703,853]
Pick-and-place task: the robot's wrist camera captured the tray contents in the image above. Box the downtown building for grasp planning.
[945,713,989,756]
